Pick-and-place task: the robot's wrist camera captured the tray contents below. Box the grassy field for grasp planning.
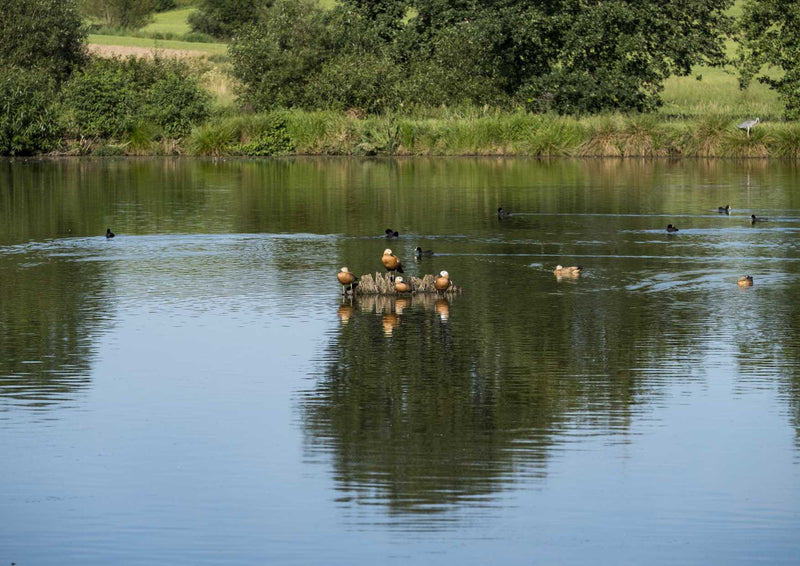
[141,8,194,36]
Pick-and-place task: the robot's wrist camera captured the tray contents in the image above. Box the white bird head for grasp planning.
[383,248,393,255]
[439,270,449,277]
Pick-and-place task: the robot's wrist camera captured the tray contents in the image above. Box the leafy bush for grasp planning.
[63,56,212,139]
[306,52,402,113]
[229,0,330,110]
[189,0,270,40]
[154,0,176,11]
[0,0,87,82]
[0,68,63,155]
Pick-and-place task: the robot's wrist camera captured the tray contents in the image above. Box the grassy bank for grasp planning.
[60,109,799,159]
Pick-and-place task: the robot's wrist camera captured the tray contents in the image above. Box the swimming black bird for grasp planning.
[750,214,769,224]
[717,205,731,214]
[497,207,513,218]
[414,246,434,258]
[105,228,115,238]
[666,224,679,233]
[385,228,400,238]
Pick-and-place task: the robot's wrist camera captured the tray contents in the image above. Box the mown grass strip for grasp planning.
[88,34,227,55]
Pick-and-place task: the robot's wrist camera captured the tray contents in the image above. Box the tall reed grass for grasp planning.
[90,108,800,159]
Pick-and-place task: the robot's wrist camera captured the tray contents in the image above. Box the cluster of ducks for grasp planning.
[499,204,760,287]
[664,205,769,233]
[338,240,453,296]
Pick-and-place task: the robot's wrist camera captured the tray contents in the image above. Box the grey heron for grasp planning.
[737,117,760,139]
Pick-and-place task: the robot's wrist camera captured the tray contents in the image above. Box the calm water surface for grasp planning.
[1,157,799,565]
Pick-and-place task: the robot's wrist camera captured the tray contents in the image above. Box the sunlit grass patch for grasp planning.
[141,8,194,36]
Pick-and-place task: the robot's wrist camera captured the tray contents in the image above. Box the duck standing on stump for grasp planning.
[381,248,404,281]
[337,267,358,295]
[106,228,115,238]
[434,270,451,293]
[394,276,411,294]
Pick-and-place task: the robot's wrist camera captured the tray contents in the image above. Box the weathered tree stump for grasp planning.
[354,272,462,296]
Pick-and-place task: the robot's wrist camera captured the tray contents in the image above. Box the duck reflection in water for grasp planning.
[394,296,411,315]
[337,303,354,324]
[382,313,400,336]
[435,298,450,321]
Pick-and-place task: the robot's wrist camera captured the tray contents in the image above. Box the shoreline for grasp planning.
[9,110,799,159]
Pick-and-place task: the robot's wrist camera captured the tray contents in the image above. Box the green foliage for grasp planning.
[189,0,271,39]
[229,0,330,110]
[306,52,402,113]
[231,0,734,115]
[63,56,211,139]
[737,0,800,119]
[188,121,238,156]
[232,114,294,155]
[154,0,176,11]
[0,68,64,155]
[81,0,157,29]
[0,0,87,82]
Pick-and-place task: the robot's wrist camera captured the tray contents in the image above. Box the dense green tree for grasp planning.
[229,0,330,109]
[189,0,272,39]
[81,0,156,29]
[230,0,733,114]
[737,0,800,119]
[0,0,87,82]
[0,68,63,155]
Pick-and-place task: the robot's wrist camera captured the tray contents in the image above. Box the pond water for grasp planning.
[1,157,799,565]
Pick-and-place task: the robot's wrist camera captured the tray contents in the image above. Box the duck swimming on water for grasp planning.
[737,275,754,287]
[750,214,768,224]
[414,246,434,258]
[666,224,679,233]
[553,265,581,277]
[497,207,513,218]
[718,205,731,214]
[385,228,400,238]
[105,228,115,238]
